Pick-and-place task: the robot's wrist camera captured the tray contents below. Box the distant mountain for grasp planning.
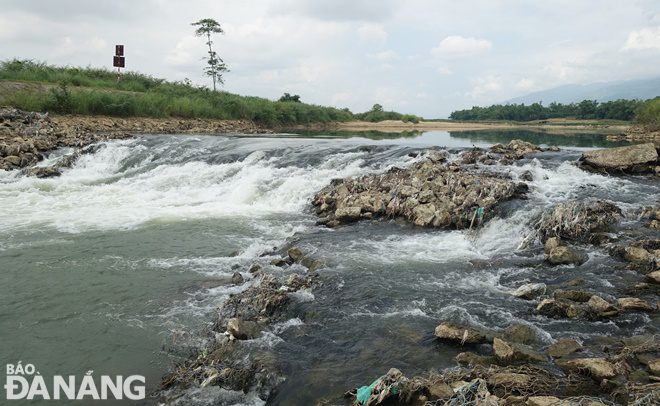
[505,77,660,105]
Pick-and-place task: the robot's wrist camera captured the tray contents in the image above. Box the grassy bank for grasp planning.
[0,59,356,126]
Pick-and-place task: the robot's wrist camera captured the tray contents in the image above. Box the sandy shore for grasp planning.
[290,119,631,134]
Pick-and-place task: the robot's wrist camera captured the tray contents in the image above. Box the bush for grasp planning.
[634,97,660,131]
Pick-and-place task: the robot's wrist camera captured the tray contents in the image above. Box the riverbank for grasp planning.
[291,119,632,134]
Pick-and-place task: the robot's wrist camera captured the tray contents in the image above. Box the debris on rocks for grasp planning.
[533,200,622,244]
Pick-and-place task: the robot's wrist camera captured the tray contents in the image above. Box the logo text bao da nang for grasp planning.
[4,362,145,400]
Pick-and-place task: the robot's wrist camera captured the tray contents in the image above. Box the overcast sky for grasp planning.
[2,0,660,118]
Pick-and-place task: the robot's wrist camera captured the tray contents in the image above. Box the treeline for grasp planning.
[353,103,422,123]
[0,59,353,125]
[449,99,644,122]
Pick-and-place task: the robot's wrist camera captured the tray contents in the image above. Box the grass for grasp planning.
[0,59,355,126]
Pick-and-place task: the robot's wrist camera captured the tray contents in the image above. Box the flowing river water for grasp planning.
[0,130,658,405]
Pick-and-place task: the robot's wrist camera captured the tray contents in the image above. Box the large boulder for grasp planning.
[335,206,362,223]
[227,318,261,340]
[579,143,658,174]
[503,324,537,345]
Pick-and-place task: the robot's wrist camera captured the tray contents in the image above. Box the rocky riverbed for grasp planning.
[152,140,659,405]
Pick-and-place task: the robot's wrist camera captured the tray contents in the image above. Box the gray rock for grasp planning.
[544,237,561,255]
[647,270,660,283]
[335,206,362,223]
[553,290,593,303]
[580,143,658,173]
[548,338,582,358]
[227,318,261,340]
[556,358,618,382]
[511,283,547,300]
[231,272,244,285]
[587,295,617,314]
[287,247,305,262]
[493,337,548,364]
[434,322,488,344]
[617,297,655,312]
[503,324,536,345]
[546,246,586,266]
[455,352,496,367]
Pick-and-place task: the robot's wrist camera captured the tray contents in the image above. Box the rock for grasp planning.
[617,297,655,312]
[536,299,585,319]
[647,271,660,283]
[521,170,534,181]
[557,358,618,382]
[231,272,244,285]
[587,296,617,313]
[434,321,488,344]
[270,258,286,267]
[488,373,531,388]
[335,206,362,223]
[493,337,548,364]
[547,146,560,152]
[580,143,658,174]
[227,318,261,340]
[553,290,593,303]
[429,150,448,163]
[412,204,436,227]
[455,352,496,367]
[546,246,586,266]
[4,155,21,166]
[649,359,660,375]
[508,139,542,158]
[504,324,537,345]
[527,396,562,406]
[427,382,454,400]
[548,338,582,358]
[544,237,561,255]
[249,264,262,274]
[287,247,305,262]
[511,283,547,300]
[624,246,654,264]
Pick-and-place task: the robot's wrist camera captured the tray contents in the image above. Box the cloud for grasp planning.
[516,78,535,89]
[358,23,387,43]
[431,35,492,58]
[272,0,398,22]
[367,50,398,60]
[437,66,453,75]
[623,27,660,50]
[467,75,502,99]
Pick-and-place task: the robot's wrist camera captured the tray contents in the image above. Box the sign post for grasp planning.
[113,45,125,83]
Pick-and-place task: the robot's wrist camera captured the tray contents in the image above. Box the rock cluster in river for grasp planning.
[156,245,322,403]
[313,150,529,229]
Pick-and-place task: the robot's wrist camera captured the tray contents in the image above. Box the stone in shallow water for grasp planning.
[511,283,547,300]
[434,321,488,344]
[548,338,582,358]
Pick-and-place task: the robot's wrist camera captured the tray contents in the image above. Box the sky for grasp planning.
[2,0,660,118]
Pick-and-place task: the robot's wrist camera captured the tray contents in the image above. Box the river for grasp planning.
[0,130,657,405]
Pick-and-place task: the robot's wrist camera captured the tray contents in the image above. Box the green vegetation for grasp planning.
[191,18,228,91]
[354,104,422,123]
[0,59,355,125]
[449,99,643,122]
[634,97,660,131]
[278,93,301,103]
[0,59,425,127]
